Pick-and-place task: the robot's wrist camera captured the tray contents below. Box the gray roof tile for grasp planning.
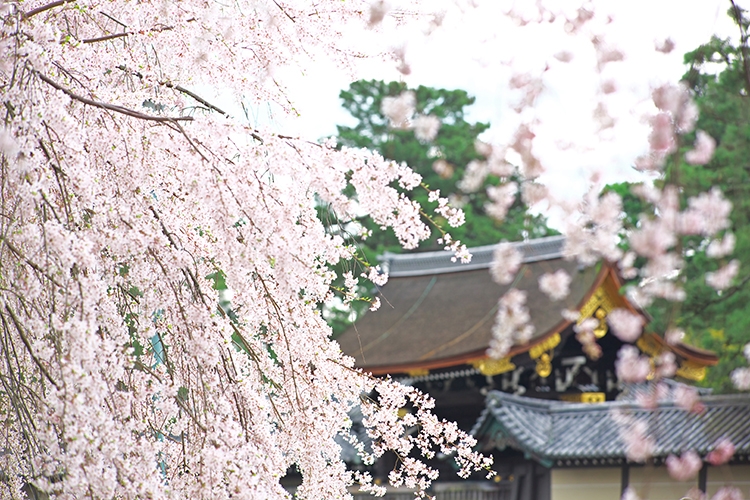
[473,391,750,464]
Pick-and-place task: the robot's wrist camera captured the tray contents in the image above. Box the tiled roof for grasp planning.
[337,239,600,373]
[472,390,750,467]
[381,235,566,277]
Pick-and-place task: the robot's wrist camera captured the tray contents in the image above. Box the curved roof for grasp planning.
[337,236,718,375]
[337,236,603,374]
[472,390,750,466]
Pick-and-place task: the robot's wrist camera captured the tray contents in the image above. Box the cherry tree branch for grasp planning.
[36,72,194,123]
[3,304,61,390]
[22,0,74,19]
[160,81,227,116]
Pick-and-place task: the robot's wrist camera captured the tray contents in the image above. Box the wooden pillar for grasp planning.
[535,463,551,500]
[699,463,708,493]
[620,463,630,495]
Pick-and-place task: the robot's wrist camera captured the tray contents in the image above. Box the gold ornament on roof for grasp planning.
[471,357,516,376]
[530,332,561,359]
[536,353,552,378]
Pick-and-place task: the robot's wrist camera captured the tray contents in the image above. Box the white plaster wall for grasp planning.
[552,465,750,500]
[552,468,621,500]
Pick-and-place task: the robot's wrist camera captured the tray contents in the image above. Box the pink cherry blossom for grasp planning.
[607,309,644,343]
[707,233,736,259]
[705,260,740,290]
[413,114,441,142]
[711,487,744,500]
[538,269,571,301]
[486,182,518,221]
[732,368,750,390]
[368,0,390,27]
[488,290,535,359]
[382,91,416,129]
[666,450,702,481]
[674,385,702,413]
[655,38,675,53]
[706,438,735,466]
[685,130,716,165]
[616,345,651,383]
[490,242,523,285]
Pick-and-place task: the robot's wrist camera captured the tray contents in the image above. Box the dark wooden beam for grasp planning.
[620,463,630,495]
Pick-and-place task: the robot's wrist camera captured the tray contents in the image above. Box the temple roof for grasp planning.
[337,236,718,377]
[472,390,750,467]
[337,237,604,374]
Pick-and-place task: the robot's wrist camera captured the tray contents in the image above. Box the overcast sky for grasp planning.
[245,0,741,203]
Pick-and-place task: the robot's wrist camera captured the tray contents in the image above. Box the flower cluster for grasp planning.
[0,1,489,498]
[487,290,535,359]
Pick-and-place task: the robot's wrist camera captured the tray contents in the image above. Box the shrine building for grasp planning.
[336,235,750,500]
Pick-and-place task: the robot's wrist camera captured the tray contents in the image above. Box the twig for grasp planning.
[272,0,296,22]
[82,32,130,44]
[160,81,227,115]
[23,0,74,19]
[4,304,61,390]
[83,25,173,44]
[174,395,208,432]
[36,72,193,123]
[0,237,64,288]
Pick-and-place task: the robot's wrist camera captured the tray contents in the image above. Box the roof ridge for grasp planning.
[381,235,566,277]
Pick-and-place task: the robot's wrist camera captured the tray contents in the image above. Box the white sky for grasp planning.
[247,0,741,203]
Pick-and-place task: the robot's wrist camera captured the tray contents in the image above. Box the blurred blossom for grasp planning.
[413,114,441,142]
[382,91,415,129]
[538,270,571,301]
[706,438,735,466]
[666,451,702,481]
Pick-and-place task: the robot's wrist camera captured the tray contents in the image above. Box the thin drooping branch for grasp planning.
[1,238,64,288]
[272,0,296,23]
[160,81,228,116]
[4,304,61,390]
[36,72,194,123]
[83,25,173,44]
[82,32,130,44]
[22,0,74,19]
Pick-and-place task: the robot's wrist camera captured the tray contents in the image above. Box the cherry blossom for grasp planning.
[489,242,523,285]
[712,487,745,500]
[706,438,736,466]
[486,182,518,221]
[731,368,750,390]
[685,130,717,165]
[666,450,702,481]
[413,114,441,142]
[488,290,535,359]
[0,1,495,497]
[368,0,391,27]
[538,270,571,301]
[706,260,740,290]
[616,346,651,383]
[382,91,416,129]
[707,233,736,259]
[655,37,676,54]
[574,317,602,360]
[607,309,644,343]
[674,385,703,413]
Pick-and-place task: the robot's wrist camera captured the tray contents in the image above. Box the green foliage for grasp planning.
[325,80,555,335]
[335,80,554,254]
[675,32,750,393]
[613,27,750,392]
